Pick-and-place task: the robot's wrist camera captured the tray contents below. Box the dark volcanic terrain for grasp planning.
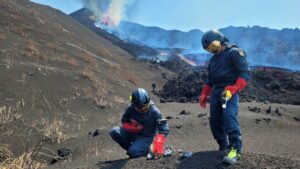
[157,58,300,105]
[0,1,299,169]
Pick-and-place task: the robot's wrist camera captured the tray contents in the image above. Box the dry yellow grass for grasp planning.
[94,96,110,108]
[0,144,47,169]
[0,106,22,126]
[25,41,39,56]
[84,53,98,67]
[33,117,78,144]
[66,57,80,69]
[81,69,97,84]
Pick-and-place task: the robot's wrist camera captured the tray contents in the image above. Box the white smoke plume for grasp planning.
[78,0,135,26]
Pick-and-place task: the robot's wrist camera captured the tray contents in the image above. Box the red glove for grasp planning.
[224,77,248,97]
[199,84,212,108]
[152,134,166,158]
[122,119,143,133]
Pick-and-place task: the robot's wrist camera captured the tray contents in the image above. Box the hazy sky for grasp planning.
[31,0,300,31]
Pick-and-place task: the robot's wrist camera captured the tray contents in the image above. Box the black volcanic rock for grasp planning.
[157,58,300,105]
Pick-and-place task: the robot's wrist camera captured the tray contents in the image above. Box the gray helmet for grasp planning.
[201,29,228,49]
[131,88,150,107]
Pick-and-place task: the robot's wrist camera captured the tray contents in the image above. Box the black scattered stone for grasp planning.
[262,118,272,124]
[58,148,72,158]
[248,106,261,113]
[274,108,282,116]
[166,116,173,120]
[176,123,183,129]
[179,110,191,115]
[293,117,300,122]
[160,99,166,103]
[92,129,101,137]
[198,113,207,118]
[266,106,272,114]
[255,119,261,124]
[27,71,34,76]
[50,158,58,164]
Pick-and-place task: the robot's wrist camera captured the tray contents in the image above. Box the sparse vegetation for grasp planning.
[33,117,78,144]
[81,69,97,84]
[25,41,39,56]
[84,53,98,67]
[66,57,80,69]
[0,144,47,169]
[94,96,110,108]
[0,106,21,126]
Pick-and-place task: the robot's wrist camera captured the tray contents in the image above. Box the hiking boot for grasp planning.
[217,139,229,152]
[222,148,241,165]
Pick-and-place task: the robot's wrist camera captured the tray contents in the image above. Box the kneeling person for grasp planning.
[109,88,169,158]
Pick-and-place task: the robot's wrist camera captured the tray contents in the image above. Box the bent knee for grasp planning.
[109,126,121,138]
[127,147,148,158]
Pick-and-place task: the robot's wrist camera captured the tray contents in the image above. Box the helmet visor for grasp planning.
[135,103,150,113]
[206,40,221,54]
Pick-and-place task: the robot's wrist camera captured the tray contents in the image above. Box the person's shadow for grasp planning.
[97,158,128,169]
[177,151,228,169]
[97,151,229,169]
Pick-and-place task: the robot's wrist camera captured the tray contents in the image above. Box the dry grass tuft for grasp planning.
[113,96,126,105]
[33,117,78,144]
[0,106,22,126]
[0,144,13,162]
[66,58,80,69]
[25,41,39,56]
[94,96,110,108]
[84,53,97,67]
[81,69,97,84]
[0,144,47,169]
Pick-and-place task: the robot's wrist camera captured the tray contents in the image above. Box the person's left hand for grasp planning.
[152,134,166,159]
[224,77,248,100]
[224,86,238,99]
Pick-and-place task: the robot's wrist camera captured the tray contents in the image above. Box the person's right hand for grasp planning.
[199,94,208,108]
[199,84,212,108]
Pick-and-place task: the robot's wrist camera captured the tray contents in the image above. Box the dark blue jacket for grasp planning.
[206,43,251,88]
[121,101,169,138]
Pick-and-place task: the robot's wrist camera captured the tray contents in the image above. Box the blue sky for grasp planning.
[31,0,300,31]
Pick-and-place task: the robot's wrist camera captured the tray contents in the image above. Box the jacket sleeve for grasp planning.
[155,109,170,136]
[205,61,213,86]
[230,49,251,81]
[121,106,132,124]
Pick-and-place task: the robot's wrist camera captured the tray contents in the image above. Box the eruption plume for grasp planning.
[78,0,135,26]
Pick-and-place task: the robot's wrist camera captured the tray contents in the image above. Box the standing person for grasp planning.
[110,88,169,159]
[152,82,157,93]
[199,29,250,165]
